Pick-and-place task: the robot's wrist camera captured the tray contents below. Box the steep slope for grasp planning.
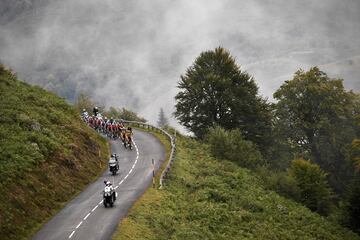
[113,135,359,240]
[0,65,109,240]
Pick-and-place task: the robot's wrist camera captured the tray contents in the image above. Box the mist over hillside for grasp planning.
[1,0,359,127]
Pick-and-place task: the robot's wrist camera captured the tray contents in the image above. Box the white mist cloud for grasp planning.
[1,0,359,130]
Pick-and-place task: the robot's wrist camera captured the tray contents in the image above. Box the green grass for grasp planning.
[112,134,359,240]
[0,66,110,239]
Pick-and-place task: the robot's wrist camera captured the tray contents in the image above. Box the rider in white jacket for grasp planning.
[104,180,116,200]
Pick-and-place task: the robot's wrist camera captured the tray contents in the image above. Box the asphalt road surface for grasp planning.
[32,129,166,240]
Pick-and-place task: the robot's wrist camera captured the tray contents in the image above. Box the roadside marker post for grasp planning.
[152,159,155,188]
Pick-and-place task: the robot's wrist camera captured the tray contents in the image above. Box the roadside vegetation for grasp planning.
[113,46,359,239]
[173,47,360,231]
[0,64,109,240]
[1,43,359,239]
[113,135,359,240]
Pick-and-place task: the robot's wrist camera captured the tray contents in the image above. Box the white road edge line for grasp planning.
[68,138,140,239]
[91,205,98,212]
[76,221,83,229]
[69,231,75,238]
[83,213,91,220]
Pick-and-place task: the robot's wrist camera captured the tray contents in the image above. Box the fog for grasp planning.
[1,0,359,129]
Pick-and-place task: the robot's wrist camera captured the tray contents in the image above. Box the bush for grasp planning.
[205,126,263,168]
[289,159,333,215]
[104,107,147,122]
[255,166,300,200]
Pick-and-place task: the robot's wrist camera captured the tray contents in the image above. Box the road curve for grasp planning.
[32,129,166,240]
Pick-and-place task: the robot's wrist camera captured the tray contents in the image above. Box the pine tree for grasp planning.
[157,108,169,128]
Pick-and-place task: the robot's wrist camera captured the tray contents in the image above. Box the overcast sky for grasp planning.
[1,0,359,129]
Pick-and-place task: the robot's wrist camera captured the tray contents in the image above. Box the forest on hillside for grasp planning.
[174,47,360,233]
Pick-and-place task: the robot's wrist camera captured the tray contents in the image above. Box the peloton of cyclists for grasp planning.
[83,107,134,149]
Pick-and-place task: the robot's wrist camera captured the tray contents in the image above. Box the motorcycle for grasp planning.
[109,156,119,175]
[103,182,116,208]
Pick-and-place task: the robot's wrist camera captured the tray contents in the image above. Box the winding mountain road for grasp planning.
[32,129,166,240]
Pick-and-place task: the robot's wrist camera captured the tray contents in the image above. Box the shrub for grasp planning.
[206,126,263,168]
[289,159,333,215]
[255,166,300,200]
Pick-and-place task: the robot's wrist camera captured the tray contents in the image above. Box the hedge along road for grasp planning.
[32,129,166,240]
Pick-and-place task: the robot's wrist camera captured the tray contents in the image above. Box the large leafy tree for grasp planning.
[273,67,359,191]
[345,134,360,233]
[346,176,360,234]
[174,47,271,150]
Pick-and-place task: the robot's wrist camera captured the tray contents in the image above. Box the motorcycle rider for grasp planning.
[104,180,116,200]
[109,154,119,173]
[110,154,119,162]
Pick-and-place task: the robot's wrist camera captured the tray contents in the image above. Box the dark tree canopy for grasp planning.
[174,47,271,149]
[273,67,359,191]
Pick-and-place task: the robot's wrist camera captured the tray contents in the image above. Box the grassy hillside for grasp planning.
[0,65,109,239]
[113,134,359,240]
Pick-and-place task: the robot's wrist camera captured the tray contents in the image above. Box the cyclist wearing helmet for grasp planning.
[124,127,133,147]
[81,109,89,121]
[125,127,133,139]
[93,106,99,117]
